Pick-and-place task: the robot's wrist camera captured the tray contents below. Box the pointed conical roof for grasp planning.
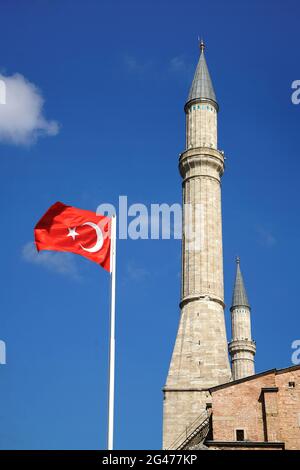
[231,257,250,309]
[186,40,217,107]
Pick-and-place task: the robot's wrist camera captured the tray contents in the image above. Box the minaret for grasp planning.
[228,257,256,380]
[163,41,231,449]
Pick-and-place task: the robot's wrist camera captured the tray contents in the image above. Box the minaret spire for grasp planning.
[229,258,256,381]
[185,40,218,111]
[232,256,250,309]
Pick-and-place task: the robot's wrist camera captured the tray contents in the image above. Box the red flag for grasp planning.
[34,201,111,271]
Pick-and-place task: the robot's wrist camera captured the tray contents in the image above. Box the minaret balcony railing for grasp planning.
[228,339,257,355]
[179,146,225,181]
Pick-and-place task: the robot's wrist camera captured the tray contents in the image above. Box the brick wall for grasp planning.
[209,366,300,450]
[276,369,300,450]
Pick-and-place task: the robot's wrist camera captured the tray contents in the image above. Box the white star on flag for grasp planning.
[67,227,79,240]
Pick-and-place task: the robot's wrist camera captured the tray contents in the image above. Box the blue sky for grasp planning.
[0,0,299,450]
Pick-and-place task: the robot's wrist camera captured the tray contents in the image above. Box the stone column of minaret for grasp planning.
[228,257,256,380]
[162,41,231,449]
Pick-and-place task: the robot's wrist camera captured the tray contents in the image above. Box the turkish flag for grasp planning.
[34,202,111,271]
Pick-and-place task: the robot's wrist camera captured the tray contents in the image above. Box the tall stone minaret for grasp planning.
[162,41,231,449]
[228,257,256,380]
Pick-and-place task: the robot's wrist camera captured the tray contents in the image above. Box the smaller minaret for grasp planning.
[229,257,256,380]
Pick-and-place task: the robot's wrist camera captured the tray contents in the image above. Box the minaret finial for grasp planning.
[236,256,240,264]
[199,38,205,53]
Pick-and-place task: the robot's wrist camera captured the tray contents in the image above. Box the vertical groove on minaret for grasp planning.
[181,183,185,299]
[186,178,190,295]
[192,176,196,294]
[205,158,209,292]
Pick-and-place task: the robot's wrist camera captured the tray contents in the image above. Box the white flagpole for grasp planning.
[108,214,117,450]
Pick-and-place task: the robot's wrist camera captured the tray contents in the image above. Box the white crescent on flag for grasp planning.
[79,222,104,253]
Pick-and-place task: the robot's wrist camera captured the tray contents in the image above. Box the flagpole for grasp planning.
[107,214,117,450]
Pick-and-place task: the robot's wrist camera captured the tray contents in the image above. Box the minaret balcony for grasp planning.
[179,146,225,181]
[228,339,257,355]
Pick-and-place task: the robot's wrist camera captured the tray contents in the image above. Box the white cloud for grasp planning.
[122,53,192,81]
[169,56,186,72]
[126,263,150,282]
[123,55,154,74]
[0,73,59,145]
[22,242,80,280]
[169,55,193,80]
[256,226,277,247]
